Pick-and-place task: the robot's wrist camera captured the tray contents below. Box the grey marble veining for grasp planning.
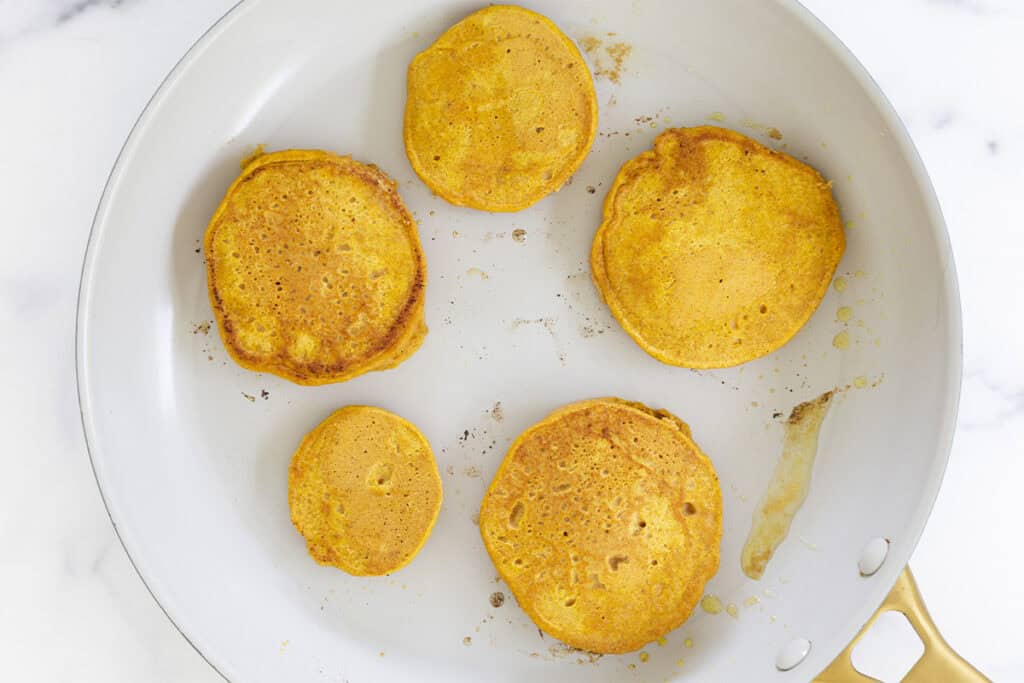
[0,0,127,45]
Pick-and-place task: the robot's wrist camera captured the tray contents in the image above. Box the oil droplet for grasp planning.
[854,376,868,388]
[700,595,723,614]
[706,111,726,122]
[676,659,685,667]
[744,595,761,608]
[832,330,850,349]
[684,638,694,648]
[833,277,847,292]
[855,269,866,278]
[656,636,667,647]
[836,306,853,322]
[726,603,739,619]
[639,651,650,663]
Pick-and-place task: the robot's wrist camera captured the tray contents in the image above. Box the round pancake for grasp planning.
[479,398,722,654]
[204,150,426,385]
[404,5,597,212]
[591,126,845,369]
[288,406,443,576]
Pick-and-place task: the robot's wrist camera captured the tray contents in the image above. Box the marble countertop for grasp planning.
[1,0,1020,680]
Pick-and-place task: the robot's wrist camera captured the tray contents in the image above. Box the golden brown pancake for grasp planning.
[288,406,443,576]
[204,150,427,385]
[479,398,721,653]
[404,5,597,212]
[591,126,845,369]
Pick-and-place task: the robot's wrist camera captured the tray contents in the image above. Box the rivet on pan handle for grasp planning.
[815,567,989,682]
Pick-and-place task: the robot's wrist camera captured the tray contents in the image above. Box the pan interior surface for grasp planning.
[77,0,959,681]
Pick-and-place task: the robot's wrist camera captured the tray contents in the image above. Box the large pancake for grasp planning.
[204,150,427,385]
[404,5,597,212]
[591,126,845,369]
[479,398,721,654]
[288,406,443,576]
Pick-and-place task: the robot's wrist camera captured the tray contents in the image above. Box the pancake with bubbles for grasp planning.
[479,398,722,654]
[204,149,427,385]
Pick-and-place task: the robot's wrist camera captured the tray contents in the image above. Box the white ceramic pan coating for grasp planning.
[76,1,960,680]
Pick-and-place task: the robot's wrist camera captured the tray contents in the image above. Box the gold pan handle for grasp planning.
[815,567,988,682]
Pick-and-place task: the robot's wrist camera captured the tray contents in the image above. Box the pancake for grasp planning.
[591,126,845,369]
[288,406,443,576]
[479,398,721,653]
[404,5,597,212]
[204,149,426,385]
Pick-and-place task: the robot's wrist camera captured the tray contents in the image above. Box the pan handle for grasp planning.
[814,567,989,682]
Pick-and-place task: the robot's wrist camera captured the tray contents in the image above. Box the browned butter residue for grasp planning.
[579,35,632,84]
[546,641,603,664]
[741,390,834,580]
[741,120,783,141]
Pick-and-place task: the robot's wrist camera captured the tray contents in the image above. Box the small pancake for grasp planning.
[479,398,721,654]
[591,126,845,369]
[288,406,442,576]
[205,150,426,385]
[404,5,597,212]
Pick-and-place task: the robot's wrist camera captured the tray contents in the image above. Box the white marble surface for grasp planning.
[0,0,1020,681]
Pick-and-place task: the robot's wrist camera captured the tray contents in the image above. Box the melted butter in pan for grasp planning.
[741,391,834,580]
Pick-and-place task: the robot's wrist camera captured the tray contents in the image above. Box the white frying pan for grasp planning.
[76,1,966,680]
